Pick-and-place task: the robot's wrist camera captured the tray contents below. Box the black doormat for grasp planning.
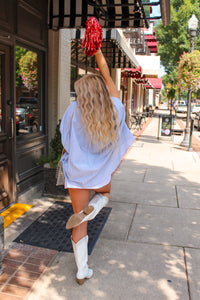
[13,201,111,255]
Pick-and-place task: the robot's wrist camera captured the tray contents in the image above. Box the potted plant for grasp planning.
[38,120,69,198]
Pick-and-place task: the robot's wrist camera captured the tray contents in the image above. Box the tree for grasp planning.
[19,51,38,91]
[155,0,200,74]
[177,50,200,92]
[15,46,28,87]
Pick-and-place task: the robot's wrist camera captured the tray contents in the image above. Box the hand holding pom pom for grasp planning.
[82,17,103,56]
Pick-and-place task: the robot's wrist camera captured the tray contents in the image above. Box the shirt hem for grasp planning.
[64,175,112,190]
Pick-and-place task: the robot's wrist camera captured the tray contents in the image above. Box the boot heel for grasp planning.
[83,206,94,215]
[77,278,85,285]
[66,206,94,229]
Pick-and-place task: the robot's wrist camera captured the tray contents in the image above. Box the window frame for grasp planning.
[15,42,46,140]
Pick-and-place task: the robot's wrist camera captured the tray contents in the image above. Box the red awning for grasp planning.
[145,35,156,41]
[149,47,158,53]
[146,78,162,89]
[122,68,157,89]
[121,66,143,79]
[147,40,158,53]
[147,41,157,47]
[121,68,162,90]
[134,78,153,86]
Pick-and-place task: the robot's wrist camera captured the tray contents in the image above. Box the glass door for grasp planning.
[0,44,14,210]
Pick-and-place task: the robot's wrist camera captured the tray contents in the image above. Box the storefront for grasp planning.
[0,0,169,211]
[0,0,48,210]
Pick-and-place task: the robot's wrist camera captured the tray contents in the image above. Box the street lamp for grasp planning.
[181,13,198,148]
[188,13,198,52]
[170,77,174,117]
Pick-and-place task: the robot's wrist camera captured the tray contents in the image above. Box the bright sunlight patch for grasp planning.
[0,203,32,228]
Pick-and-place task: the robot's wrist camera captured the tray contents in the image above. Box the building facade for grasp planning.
[0,0,48,210]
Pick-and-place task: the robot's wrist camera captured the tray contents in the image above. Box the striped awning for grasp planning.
[147,41,157,47]
[145,35,156,41]
[147,78,162,89]
[134,77,153,88]
[121,68,163,89]
[49,0,150,30]
[121,67,143,78]
[121,67,154,88]
[71,29,140,70]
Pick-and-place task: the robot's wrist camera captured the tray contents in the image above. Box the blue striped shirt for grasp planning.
[60,96,135,189]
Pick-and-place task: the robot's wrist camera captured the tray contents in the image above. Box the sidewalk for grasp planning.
[1,107,200,300]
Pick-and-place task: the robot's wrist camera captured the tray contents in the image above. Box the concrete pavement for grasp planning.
[2,106,200,300]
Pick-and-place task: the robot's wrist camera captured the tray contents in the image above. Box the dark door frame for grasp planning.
[0,42,16,210]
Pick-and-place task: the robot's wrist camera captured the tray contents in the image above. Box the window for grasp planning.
[70,65,86,102]
[15,46,43,135]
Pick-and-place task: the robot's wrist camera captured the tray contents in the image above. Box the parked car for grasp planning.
[18,97,38,104]
[175,104,187,113]
[191,104,200,114]
[174,100,186,109]
[194,113,200,131]
[16,107,26,133]
[17,97,39,134]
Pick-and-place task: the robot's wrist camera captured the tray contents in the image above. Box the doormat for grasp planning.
[14,201,111,255]
[0,203,33,228]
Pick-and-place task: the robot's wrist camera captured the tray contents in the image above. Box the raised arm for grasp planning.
[95,50,120,99]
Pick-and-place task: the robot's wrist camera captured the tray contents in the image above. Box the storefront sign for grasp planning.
[161,116,172,136]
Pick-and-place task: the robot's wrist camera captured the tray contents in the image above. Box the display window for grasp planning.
[15,46,43,135]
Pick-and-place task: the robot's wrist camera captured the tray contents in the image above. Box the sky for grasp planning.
[151,2,161,18]
[159,65,166,77]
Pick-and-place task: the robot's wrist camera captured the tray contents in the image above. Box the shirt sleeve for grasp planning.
[111,96,126,126]
[60,101,77,151]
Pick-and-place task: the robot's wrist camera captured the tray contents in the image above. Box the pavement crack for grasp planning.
[183,247,192,300]
[143,168,148,182]
[175,185,179,208]
[125,204,137,241]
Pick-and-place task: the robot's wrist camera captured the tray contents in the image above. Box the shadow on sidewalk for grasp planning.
[1,115,200,300]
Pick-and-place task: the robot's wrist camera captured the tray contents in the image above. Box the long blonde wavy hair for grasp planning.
[74,74,120,149]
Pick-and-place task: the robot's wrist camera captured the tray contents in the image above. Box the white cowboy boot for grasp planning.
[71,235,93,285]
[66,193,109,229]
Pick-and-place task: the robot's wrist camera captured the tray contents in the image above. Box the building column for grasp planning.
[155,91,160,108]
[58,29,71,119]
[140,87,144,112]
[111,68,121,99]
[48,29,71,142]
[148,89,154,108]
[127,77,132,128]
[136,85,141,112]
[48,30,59,143]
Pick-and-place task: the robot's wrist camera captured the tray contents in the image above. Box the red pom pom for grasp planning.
[82,17,103,56]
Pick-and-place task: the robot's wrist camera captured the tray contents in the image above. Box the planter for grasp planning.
[43,165,69,198]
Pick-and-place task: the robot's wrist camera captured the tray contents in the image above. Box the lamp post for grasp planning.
[170,77,174,118]
[181,13,198,148]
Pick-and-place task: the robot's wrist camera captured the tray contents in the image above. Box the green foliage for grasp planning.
[177,50,200,91]
[155,0,200,74]
[15,46,28,87]
[37,120,63,168]
[19,51,38,90]
[49,120,63,167]
[162,70,178,100]
[162,70,178,87]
